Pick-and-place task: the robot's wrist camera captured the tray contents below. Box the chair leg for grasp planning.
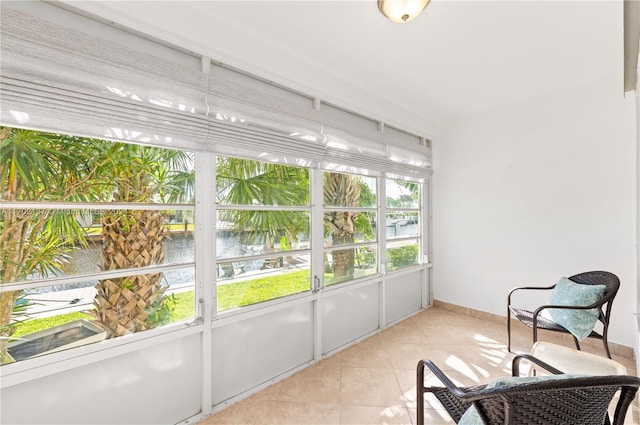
[417,360,426,425]
[507,309,512,353]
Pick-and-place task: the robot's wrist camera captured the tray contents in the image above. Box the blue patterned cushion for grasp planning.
[546,277,605,340]
[458,374,584,425]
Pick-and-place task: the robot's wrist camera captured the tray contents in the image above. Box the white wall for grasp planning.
[433,78,637,348]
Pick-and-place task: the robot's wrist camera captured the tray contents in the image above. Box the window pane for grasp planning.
[215,156,311,312]
[386,239,420,271]
[323,172,377,208]
[217,257,311,312]
[324,245,377,286]
[216,156,309,206]
[0,129,195,204]
[5,276,195,363]
[1,210,195,283]
[324,212,376,246]
[386,179,420,208]
[385,212,419,240]
[217,211,310,259]
[0,128,196,363]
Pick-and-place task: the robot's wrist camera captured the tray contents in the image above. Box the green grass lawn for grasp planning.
[13,270,310,338]
[13,311,94,338]
[218,270,309,311]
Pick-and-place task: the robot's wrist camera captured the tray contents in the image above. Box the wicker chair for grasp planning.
[507,271,620,358]
[417,355,640,425]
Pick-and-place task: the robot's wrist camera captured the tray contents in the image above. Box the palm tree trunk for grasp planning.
[91,210,167,338]
[324,173,361,282]
[332,236,355,281]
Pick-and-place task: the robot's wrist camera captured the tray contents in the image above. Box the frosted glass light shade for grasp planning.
[377,0,431,23]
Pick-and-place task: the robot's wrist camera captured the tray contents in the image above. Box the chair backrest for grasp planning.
[474,375,639,425]
[568,270,619,324]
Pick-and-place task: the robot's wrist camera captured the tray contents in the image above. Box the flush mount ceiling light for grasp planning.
[377,0,431,23]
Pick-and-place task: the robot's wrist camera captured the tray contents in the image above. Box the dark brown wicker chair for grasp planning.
[417,355,640,425]
[507,271,620,358]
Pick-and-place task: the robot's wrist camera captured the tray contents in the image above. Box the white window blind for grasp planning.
[0,5,432,176]
[0,7,209,152]
[205,65,326,165]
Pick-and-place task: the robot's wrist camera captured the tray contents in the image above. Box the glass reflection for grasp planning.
[386,239,420,271]
[386,179,419,208]
[385,212,419,240]
[216,211,310,259]
[324,246,377,286]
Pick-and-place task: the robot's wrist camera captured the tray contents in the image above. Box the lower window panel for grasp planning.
[216,254,311,312]
[3,271,195,364]
[386,239,420,271]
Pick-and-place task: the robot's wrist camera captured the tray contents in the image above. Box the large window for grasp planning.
[0,129,426,365]
[215,156,311,312]
[0,128,195,364]
[385,178,421,271]
[323,171,378,286]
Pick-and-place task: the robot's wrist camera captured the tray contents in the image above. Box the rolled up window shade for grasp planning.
[321,103,432,177]
[0,7,209,151]
[205,66,432,174]
[0,5,432,177]
[205,68,326,165]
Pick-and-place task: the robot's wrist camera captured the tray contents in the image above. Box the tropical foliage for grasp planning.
[217,160,374,284]
[387,244,419,270]
[324,172,362,280]
[0,128,194,362]
[0,128,95,363]
[89,143,193,337]
[0,131,416,363]
[216,157,309,249]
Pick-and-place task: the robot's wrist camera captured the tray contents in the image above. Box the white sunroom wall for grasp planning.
[433,77,637,349]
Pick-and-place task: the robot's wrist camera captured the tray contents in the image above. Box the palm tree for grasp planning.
[216,157,309,249]
[0,128,95,363]
[89,143,194,338]
[323,172,361,281]
[217,159,367,283]
[1,129,194,357]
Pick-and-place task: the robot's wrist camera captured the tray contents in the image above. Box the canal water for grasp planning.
[30,220,417,294]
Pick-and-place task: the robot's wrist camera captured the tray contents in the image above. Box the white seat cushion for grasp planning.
[527,341,627,376]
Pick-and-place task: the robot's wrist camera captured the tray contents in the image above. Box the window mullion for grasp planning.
[310,165,324,361]
[195,151,216,321]
[1,201,195,211]
[195,151,215,417]
[380,178,387,274]
[0,263,195,294]
[311,165,325,292]
[216,204,309,212]
[378,175,386,329]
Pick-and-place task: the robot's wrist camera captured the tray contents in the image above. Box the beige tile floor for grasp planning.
[198,305,639,425]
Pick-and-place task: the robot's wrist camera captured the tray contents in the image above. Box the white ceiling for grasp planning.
[59,0,624,137]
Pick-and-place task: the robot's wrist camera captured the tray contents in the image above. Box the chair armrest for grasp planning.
[512,354,564,376]
[507,284,556,307]
[532,302,604,322]
[417,359,473,399]
[530,303,606,333]
[509,285,556,296]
